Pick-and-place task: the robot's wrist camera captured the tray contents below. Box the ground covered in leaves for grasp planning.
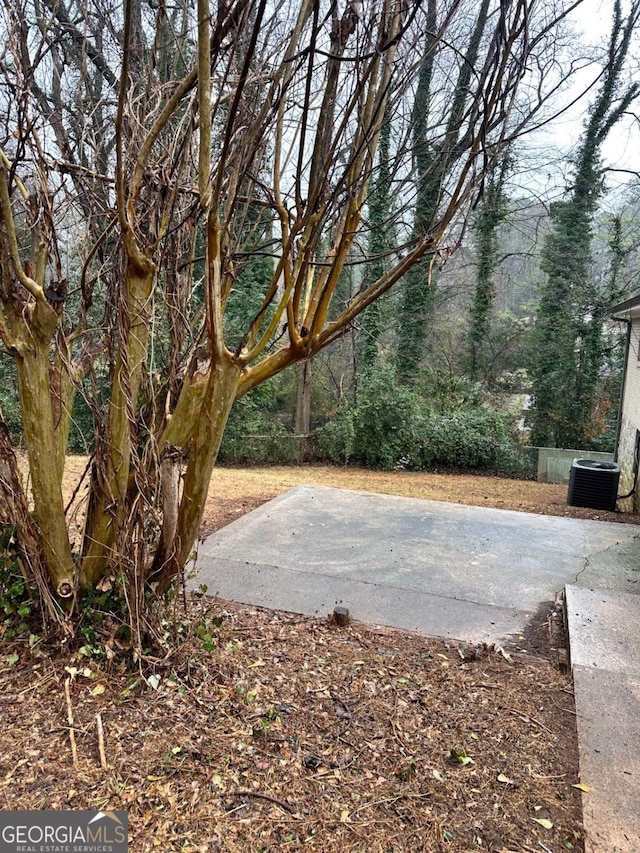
[3,461,606,851]
[1,600,583,853]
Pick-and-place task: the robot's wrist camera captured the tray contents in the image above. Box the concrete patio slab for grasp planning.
[191,484,640,645]
[192,485,640,850]
[566,585,640,853]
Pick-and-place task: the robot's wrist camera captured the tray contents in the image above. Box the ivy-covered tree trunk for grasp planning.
[396,0,491,382]
[358,115,393,375]
[465,153,511,382]
[529,0,640,448]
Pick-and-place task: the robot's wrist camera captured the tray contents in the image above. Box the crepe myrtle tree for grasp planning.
[0,0,568,630]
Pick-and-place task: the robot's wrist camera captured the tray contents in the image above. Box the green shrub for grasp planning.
[218,377,291,464]
[317,364,427,470]
[420,408,532,475]
[421,410,501,468]
[317,364,533,476]
[316,405,356,464]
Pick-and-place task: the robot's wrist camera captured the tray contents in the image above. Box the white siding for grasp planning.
[617,317,640,512]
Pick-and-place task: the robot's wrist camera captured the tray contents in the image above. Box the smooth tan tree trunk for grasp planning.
[152,358,240,592]
[294,360,312,435]
[15,339,76,597]
[81,264,154,585]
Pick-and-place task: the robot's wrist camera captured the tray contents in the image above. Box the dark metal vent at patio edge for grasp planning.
[567,459,620,512]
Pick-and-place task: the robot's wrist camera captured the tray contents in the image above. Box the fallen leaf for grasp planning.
[572,782,591,792]
[497,773,513,784]
[450,748,474,766]
[147,674,161,690]
[533,818,553,830]
[91,683,106,696]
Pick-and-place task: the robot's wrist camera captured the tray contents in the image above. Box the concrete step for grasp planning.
[565,584,640,853]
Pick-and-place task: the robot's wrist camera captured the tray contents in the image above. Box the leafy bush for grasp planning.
[420,409,533,475]
[315,405,356,464]
[317,364,533,476]
[416,368,484,413]
[218,376,292,464]
[317,364,427,469]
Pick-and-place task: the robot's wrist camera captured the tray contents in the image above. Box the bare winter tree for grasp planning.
[0,0,578,632]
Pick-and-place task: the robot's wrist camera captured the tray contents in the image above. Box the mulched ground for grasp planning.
[2,461,607,851]
[0,598,584,853]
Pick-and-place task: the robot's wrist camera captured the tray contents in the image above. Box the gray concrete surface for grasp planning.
[566,585,640,853]
[191,484,640,645]
[193,485,640,850]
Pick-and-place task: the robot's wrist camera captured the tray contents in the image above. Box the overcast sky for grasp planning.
[568,0,639,187]
[508,0,639,206]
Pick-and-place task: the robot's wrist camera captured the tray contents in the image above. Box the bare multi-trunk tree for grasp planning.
[0,0,578,630]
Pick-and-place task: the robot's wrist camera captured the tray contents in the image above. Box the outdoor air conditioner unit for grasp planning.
[567,458,620,512]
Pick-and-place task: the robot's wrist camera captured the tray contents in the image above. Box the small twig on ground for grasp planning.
[96,713,107,769]
[331,691,352,719]
[233,789,296,814]
[352,792,431,817]
[504,707,552,734]
[64,678,79,769]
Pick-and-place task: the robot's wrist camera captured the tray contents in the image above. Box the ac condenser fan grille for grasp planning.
[567,459,620,512]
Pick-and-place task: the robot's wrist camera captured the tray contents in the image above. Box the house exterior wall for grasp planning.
[616,317,640,513]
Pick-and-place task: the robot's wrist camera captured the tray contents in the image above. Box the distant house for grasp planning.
[610,294,640,512]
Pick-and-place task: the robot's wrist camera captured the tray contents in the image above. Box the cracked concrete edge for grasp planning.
[575,530,640,582]
[572,541,640,595]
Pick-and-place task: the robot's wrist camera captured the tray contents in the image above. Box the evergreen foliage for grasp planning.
[317,361,531,475]
[529,0,640,448]
[466,153,511,381]
[396,0,491,382]
[218,377,289,463]
[358,116,393,375]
